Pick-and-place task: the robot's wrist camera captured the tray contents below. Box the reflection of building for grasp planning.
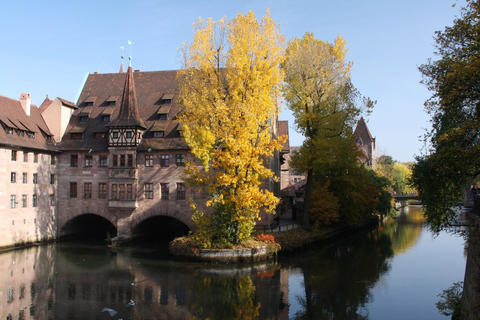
[0,245,55,320]
[0,94,60,248]
[354,117,376,167]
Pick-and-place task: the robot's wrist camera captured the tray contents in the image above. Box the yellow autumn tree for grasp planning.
[177,10,286,246]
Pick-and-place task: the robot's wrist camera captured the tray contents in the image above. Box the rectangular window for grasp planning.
[33,173,37,184]
[10,195,16,208]
[23,152,28,162]
[22,173,27,184]
[160,155,169,167]
[176,154,185,167]
[112,155,118,167]
[84,183,92,199]
[119,184,125,200]
[34,153,38,163]
[126,131,133,138]
[177,183,185,200]
[120,155,125,167]
[161,183,169,200]
[112,132,118,139]
[70,183,77,198]
[145,155,154,167]
[145,183,153,199]
[128,154,133,167]
[71,155,78,167]
[94,132,105,139]
[32,194,37,207]
[111,184,118,200]
[127,184,133,200]
[99,183,107,199]
[11,172,16,183]
[99,155,108,167]
[51,155,55,165]
[79,116,88,123]
[159,113,167,120]
[11,150,17,161]
[22,195,27,208]
[153,131,165,138]
[102,115,110,122]
[49,194,55,206]
[71,133,82,139]
[85,155,93,167]
[50,174,55,184]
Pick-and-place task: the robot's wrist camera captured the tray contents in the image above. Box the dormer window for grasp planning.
[159,114,167,120]
[79,116,88,123]
[71,133,82,140]
[106,96,118,106]
[95,132,105,139]
[102,115,110,122]
[84,96,97,107]
[17,130,25,138]
[7,127,13,135]
[162,93,174,104]
[27,132,35,139]
[153,131,164,138]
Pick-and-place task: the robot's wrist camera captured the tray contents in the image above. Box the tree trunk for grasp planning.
[303,168,313,227]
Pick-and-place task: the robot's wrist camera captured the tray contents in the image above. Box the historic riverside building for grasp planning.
[0,93,64,248]
[55,63,287,240]
[353,117,376,168]
[0,62,288,248]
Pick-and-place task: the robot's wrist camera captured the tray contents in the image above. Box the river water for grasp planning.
[0,206,466,319]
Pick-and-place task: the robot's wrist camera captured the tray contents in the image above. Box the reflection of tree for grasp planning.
[191,275,260,320]
[380,208,424,256]
[288,230,394,320]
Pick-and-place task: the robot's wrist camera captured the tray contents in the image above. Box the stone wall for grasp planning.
[0,148,57,249]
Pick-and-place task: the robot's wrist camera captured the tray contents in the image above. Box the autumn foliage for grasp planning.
[177,11,286,246]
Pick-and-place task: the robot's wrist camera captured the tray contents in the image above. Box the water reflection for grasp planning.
[0,206,466,320]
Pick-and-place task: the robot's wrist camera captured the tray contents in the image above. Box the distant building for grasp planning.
[353,117,376,167]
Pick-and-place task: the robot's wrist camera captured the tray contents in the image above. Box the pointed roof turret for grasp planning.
[354,117,374,142]
[107,66,147,129]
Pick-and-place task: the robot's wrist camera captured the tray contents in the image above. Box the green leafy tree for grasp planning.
[411,0,480,231]
[282,32,374,226]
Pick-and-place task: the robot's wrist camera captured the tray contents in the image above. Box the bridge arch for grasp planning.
[131,207,193,241]
[131,207,195,231]
[58,207,118,239]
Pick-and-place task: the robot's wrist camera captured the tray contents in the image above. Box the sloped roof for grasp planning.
[38,95,54,113]
[353,117,375,143]
[0,95,58,152]
[59,69,185,151]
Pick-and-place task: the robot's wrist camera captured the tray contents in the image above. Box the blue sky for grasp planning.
[0,0,465,162]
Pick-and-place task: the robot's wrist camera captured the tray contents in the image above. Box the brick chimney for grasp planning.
[20,93,31,116]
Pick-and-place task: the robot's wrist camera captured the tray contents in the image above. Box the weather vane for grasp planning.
[128,40,133,66]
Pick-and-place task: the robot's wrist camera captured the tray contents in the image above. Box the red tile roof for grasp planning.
[59,69,188,151]
[0,95,59,152]
[354,117,375,143]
